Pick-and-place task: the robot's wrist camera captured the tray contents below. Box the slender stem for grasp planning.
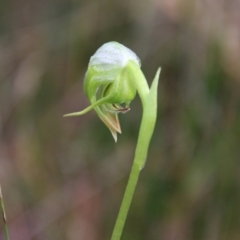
[110,68,160,240]
[0,184,9,240]
[110,161,140,240]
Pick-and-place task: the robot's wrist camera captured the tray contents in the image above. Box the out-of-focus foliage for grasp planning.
[1,0,240,239]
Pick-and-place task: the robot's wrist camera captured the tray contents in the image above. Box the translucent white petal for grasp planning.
[89,42,141,72]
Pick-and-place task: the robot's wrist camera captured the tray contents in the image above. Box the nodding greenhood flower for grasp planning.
[64,41,161,240]
[64,41,155,142]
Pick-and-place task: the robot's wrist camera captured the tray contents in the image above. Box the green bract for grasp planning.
[64,42,142,141]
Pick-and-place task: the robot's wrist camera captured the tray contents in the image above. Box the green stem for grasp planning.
[0,184,9,240]
[110,68,160,240]
[110,161,140,240]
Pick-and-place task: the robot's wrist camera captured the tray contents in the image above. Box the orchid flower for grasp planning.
[65,42,142,141]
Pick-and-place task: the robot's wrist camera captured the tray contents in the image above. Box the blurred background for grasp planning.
[1,0,240,239]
